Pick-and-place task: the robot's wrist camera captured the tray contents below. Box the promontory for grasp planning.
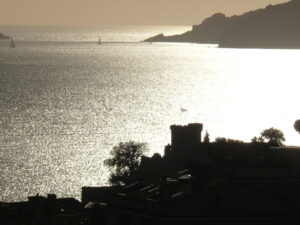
[144,0,300,49]
[0,33,9,39]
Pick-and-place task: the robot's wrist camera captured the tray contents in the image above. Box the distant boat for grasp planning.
[98,37,101,45]
[10,38,16,48]
[180,107,188,112]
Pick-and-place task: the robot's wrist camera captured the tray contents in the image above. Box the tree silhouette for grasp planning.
[260,127,285,146]
[215,137,243,144]
[104,141,148,185]
[251,136,264,143]
[203,131,210,143]
[215,137,227,143]
[294,120,300,134]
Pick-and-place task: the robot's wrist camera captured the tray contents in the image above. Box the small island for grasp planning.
[145,0,300,49]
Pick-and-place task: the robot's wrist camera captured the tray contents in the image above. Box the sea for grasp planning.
[1,25,300,202]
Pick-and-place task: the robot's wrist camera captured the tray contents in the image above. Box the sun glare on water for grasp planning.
[201,48,300,145]
[169,47,300,146]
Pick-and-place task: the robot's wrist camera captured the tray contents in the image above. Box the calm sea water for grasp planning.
[1,26,300,202]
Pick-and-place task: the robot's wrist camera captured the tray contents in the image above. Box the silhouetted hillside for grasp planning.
[0,33,9,39]
[145,0,300,49]
[220,0,300,48]
[145,13,236,44]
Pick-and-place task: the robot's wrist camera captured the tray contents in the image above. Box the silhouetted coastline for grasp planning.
[2,123,300,224]
[144,0,300,49]
[0,33,9,39]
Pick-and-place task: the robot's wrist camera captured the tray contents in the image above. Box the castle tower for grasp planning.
[170,123,203,154]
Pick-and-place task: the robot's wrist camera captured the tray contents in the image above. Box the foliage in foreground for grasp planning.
[104,141,148,185]
[252,127,285,146]
[294,120,300,134]
[214,137,244,144]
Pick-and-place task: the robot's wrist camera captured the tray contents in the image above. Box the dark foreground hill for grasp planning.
[145,0,300,49]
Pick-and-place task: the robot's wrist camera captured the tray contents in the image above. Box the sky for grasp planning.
[0,0,290,26]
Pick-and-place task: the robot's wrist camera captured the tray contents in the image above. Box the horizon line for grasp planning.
[0,24,193,28]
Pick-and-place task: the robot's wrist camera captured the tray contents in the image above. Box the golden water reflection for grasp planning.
[1,41,300,201]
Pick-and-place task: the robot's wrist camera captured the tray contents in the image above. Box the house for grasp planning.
[0,194,90,225]
[85,172,300,225]
[82,123,300,225]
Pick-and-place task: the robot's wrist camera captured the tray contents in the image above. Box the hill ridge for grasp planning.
[145,0,300,49]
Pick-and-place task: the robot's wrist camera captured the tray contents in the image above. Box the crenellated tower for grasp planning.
[170,123,203,155]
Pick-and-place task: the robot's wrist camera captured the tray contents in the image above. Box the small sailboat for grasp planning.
[10,38,16,48]
[98,37,101,45]
[180,107,188,113]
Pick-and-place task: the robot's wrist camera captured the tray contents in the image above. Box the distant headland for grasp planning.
[145,0,300,49]
[0,33,9,39]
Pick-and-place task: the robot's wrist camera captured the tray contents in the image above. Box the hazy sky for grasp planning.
[0,0,289,26]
